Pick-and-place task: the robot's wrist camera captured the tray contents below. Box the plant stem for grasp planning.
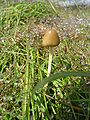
[47,47,53,77]
[22,37,30,120]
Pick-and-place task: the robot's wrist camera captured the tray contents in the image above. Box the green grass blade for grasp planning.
[33,71,90,93]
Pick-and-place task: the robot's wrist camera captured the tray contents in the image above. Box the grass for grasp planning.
[0,1,90,120]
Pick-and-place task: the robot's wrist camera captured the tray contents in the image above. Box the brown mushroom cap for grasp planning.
[42,28,60,47]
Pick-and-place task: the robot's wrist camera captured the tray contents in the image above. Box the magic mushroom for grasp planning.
[42,28,60,77]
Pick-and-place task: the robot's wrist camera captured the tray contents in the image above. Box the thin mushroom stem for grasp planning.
[47,47,53,77]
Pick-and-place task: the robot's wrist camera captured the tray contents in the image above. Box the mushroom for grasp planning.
[42,28,60,77]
